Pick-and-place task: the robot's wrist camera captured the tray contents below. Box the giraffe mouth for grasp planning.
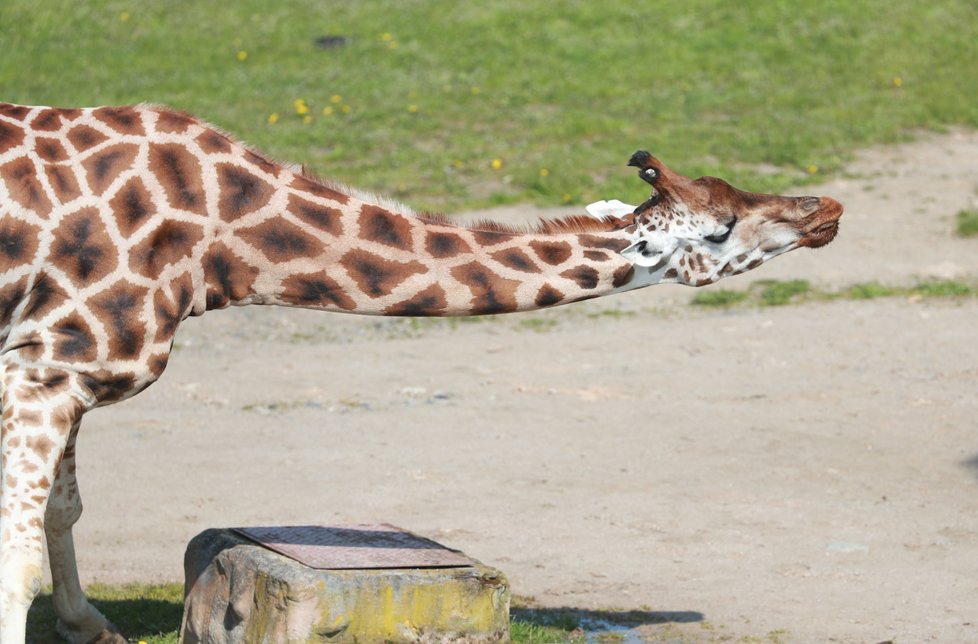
[798,197,843,248]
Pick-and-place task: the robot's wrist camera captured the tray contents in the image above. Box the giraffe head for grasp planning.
[619,151,843,286]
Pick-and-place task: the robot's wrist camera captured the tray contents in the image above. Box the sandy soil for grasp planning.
[56,130,978,642]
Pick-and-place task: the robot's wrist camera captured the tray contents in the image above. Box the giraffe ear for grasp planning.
[585,199,636,220]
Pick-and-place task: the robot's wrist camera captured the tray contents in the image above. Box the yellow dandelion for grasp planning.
[303,114,313,124]
[236,50,248,61]
[562,193,573,203]
[892,76,903,88]
[538,168,550,178]
[807,164,819,174]
[267,112,279,124]
[407,104,419,113]
[341,104,351,113]
[387,41,399,50]
[119,11,130,22]
[321,106,334,116]
[293,99,309,115]
[452,160,464,169]
[470,86,481,95]
[490,158,503,170]
[330,94,342,104]
[380,33,394,42]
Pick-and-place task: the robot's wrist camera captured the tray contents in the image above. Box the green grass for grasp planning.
[758,279,811,306]
[691,289,750,307]
[27,583,183,644]
[956,209,978,237]
[690,278,976,309]
[2,1,977,211]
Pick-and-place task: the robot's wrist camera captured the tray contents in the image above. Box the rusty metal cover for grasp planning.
[232,524,475,570]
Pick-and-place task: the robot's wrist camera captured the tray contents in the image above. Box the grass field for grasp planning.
[2,1,976,211]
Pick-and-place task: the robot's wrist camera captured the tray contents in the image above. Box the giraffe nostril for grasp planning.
[799,196,821,213]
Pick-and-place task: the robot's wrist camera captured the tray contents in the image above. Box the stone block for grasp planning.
[180,528,510,643]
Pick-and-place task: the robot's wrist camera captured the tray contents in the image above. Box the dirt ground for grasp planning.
[59,131,978,642]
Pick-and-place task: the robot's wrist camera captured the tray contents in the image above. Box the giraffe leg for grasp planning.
[45,424,126,643]
[0,366,86,643]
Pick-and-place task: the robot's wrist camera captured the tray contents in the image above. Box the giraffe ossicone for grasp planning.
[0,103,842,642]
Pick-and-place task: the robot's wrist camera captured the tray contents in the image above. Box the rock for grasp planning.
[180,528,510,643]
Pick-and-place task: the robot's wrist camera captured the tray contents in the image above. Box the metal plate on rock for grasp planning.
[232,524,474,570]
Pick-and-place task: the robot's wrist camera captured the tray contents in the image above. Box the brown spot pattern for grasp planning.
[385,284,448,316]
[280,273,356,311]
[30,109,63,132]
[203,243,259,309]
[358,205,414,250]
[44,165,81,204]
[289,194,343,236]
[22,274,68,320]
[81,143,138,195]
[154,272,194,341]
[237,216,325,263]
[216,163,273,221]
[529,240,573,266]
[109,177,156,237]
[51,312,97,362]
[612,264,635,288]
[577,234,630,252]
[0,104,30,120]
[583,250,610,262]
[49,207,117,285]
[89,281,148,359]
[425,230,470,258]
[450,261,519,315]
[0,120,25,155]
[34,138,69,163]
[491,248,539,273]
[93,107,145,136]
[340,249,427,298]
[1,157,52,217]
[0,218,40,268]
[129,220,204,278]
[560,265,600,290]
[195,130,231,154]
[534,284,565,307]
[472,230,514,247]
[149,143,207,215]
[66,125,108,152]
[155,110,196,133]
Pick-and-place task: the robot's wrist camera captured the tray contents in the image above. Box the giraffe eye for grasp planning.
[704,218,736,244]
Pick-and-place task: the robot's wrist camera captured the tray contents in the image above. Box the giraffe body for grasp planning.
[0,103,841,641]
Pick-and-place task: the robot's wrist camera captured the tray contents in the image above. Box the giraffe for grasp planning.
[0,102,842,642]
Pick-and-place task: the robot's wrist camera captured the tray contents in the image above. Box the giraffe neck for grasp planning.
[207,181,640,316]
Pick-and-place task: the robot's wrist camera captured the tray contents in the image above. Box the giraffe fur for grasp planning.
[0,102,842,641]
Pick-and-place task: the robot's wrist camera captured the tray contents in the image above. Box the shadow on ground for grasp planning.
[511,605,704,640]
[27,592,184,644]
[962,453,978,480]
